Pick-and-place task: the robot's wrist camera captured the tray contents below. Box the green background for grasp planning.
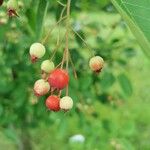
[0,0,149,150]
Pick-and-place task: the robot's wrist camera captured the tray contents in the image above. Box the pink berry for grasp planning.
[34,79,50,97]
[89,56,104,72]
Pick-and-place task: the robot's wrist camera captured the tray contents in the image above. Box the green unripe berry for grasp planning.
[41,60,55,73]
[60,96,73,111]
[29,42,46,62]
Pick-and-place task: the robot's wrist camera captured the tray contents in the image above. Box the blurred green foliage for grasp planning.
[0,0,150,150]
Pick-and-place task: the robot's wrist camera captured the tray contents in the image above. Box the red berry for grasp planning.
[45,95,60,111]
[48,69,69,90]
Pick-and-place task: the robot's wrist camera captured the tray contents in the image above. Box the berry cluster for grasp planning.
[29,0,104,113]
[29,42,104,112]
[30,43,73,112]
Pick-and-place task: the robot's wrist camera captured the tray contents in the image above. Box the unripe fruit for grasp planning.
[34,79,50,97]
[45,95,60,111]
[41,60,55,73]
[7,0,18,17]
[89,56,104,72]
[48,69,69,90]
[29,43,46,63]
[60,96,73,111]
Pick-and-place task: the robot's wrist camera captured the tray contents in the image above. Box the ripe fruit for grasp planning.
[60,96,73,111]
[48,69,69,90]
[45,95,60,111]
[34,79,50,97]
[89,56,104,72]
[7,0,18,17]
[41,60,55,73]
[29,43,46,63]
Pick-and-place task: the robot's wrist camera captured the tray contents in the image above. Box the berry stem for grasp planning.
[65,0,71,96]
[65,0,70,70]
[57,26,60,46]
[41,16,67,44]
[58,90,62,97]
[60,0,71,69]
[66,85,69,96]
[71,27,95,56]
[42,3,67,44]
[55,62,62,69]
[60,4,67,19]
[49,32,66,61]
[69,51,78,79]
[57,1,66,7]
[60,48,66,69]
[47,3,67,63]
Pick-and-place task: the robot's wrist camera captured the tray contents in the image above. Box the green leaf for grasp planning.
[118,73,132,97]
[36,0,49,40]
[111,0,150,58]
[26,1,39,33]
[100,71,115,90]
[4,128,19,143]
[121,121,136,136]
[79,76,92,90]
[118,138,134,150]
[0,105,3,116]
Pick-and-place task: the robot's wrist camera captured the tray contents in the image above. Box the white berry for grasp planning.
[89,56,104,72]
[29,43,46,62]
[60,96,73,110]
[41,60,55,73]
[34,79,50,97]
